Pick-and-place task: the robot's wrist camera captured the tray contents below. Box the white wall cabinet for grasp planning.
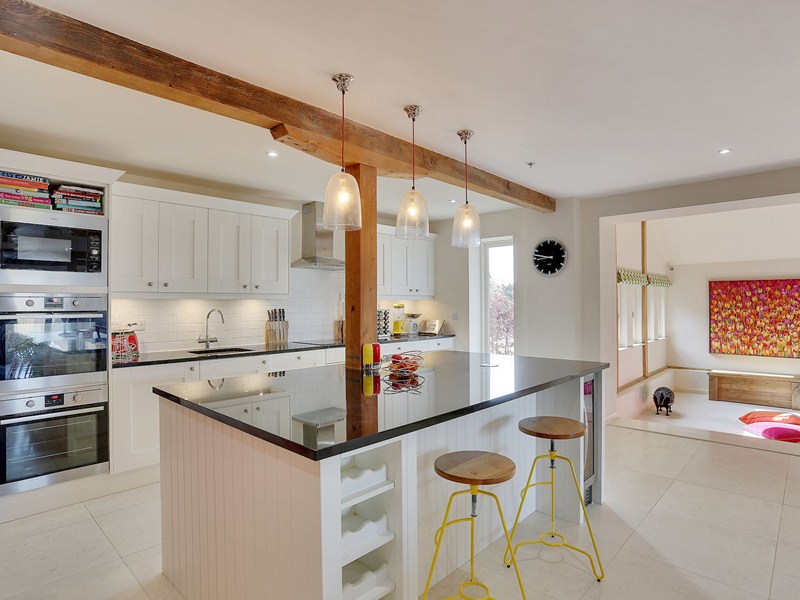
[158,203,208,293]
[111,361,200,473]
[110,196,159,292]
[377,232,393,297]
[387,236,436,298]
[208,210,252,293]
[111,183,295,296]
[252,215,290,294]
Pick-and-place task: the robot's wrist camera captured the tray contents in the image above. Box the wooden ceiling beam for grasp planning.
[0,0,556,212]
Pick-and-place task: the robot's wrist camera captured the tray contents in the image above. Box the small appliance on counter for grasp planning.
[420,319,445,336]
[405,312,422,337]
[392,303,407,335]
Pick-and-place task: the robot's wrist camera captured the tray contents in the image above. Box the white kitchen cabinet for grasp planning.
[111,183,296,297]
[198,355,270,380]
[388,237,435,298]
[377,233,393,297]
[325,347,345,364]
[110,196,159,292]
[251,215,290,294]
[208,210,252,293]
[110,361,200,473]
[269,349,325,371]
[252,394,292,436]
[422,337,455,352]
[412,239,435,296]
[158,202,208,293]
[214,403,254,424]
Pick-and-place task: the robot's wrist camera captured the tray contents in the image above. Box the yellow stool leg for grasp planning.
[480,489,527,600]
[422,489,470,600]
[503,454,548,566]
[556,454,605,581]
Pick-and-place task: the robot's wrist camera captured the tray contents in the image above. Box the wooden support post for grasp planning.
[344,163,378,370]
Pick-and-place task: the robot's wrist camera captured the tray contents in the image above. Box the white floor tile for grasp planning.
[678,454,787,503]
[691,441,790,475]
[655,479,783,541]
[123,545,183,600]
[778,504,800,550]
[602,466,673,528]
[84,483,160,518]
[606,430,702,479]
[771,543,800,600]
[8,559,148,600]
[94,500,161,558]
[623,507,776,597]
[582,549,765,600]
[604,425,632,449]
[0,503,91,543]
[0,519,118,600]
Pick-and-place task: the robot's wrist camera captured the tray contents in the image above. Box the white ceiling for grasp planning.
[649,203,800,266]
[5,0,800,212]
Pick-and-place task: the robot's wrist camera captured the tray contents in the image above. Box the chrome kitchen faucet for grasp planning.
[198,308,225,349]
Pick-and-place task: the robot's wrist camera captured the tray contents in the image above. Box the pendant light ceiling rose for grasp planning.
[322,73,362,231]
[457,129,474,143]
[332,73,355,93]
[395,104,429,240]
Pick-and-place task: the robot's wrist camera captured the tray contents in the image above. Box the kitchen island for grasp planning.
[154,351,607,600]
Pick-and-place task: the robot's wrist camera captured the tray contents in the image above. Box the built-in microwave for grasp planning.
[0,206,106,287]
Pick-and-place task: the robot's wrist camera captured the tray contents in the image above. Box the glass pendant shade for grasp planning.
[395,189,430,239]
[323,171,362,231]
[451,202,481,248]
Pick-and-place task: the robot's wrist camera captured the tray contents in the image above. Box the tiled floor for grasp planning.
[2,426,799,599]
[0,482,181,600]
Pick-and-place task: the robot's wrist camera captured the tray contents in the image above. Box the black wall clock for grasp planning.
[532,239,567,276]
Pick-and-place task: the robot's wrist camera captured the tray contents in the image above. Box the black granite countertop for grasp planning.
[153,351,608,461]
[112,334,455,368]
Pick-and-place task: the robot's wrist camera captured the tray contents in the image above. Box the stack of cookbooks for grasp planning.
[51,184,104,214]
[0,170,52,209]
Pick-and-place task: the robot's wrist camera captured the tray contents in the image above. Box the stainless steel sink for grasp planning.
[188,347,255,355]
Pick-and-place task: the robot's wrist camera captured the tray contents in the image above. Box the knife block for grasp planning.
[266,321,289,345]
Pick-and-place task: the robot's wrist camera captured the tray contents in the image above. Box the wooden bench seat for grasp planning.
[708,371,800,409]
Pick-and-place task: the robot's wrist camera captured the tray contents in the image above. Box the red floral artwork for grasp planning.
[709,279,800,358]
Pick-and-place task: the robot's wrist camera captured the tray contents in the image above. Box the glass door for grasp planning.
[2,405,108,484]
[0,313,107,392]
[481,237,515,355]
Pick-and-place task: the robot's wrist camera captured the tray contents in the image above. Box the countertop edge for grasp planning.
[114,334,456,368]
[153,358,609,461]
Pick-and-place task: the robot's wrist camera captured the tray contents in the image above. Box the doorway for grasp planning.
[481,237,514,355]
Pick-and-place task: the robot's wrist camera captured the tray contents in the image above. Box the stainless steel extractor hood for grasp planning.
[291,202,345,270]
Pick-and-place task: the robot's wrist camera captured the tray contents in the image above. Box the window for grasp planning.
[481,238,514,355]
[617,283,641,348]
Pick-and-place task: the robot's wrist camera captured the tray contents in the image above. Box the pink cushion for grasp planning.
[739,410,800,426]
[742,422,783,437]
[762,425,800,443]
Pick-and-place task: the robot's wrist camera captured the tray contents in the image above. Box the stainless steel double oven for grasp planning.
[0,293,109,496]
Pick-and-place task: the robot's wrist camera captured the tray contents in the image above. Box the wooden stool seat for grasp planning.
[434,450,516,486]
[518,416,586,440]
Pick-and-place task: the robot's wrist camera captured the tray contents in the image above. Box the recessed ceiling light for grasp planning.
[267,151,278,157]
[718,148,732,155]
[449,199,457,204]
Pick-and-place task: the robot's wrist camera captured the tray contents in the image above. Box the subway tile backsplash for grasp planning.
[111,269,345,353]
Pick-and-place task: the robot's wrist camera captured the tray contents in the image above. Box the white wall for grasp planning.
[112,268,344,352]
[425,198,581,359]
[616,221,642,270]
[666,258,800,375]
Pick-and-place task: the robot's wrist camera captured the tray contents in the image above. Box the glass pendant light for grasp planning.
[396,105,429,239]
[452,129,481,248]
[323,73,362,231]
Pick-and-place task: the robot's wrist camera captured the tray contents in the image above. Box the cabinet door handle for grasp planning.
[147,281,154,287]
[255,284,260,289]
[409,288,413,292]
[163,282,170,288]
[243,408,249,414]
[255,406,261,411]
[189,366,196,372]
[415,289,419,292]
[243,284,249,289]
[262,360,267,365]
[297,355,302,360]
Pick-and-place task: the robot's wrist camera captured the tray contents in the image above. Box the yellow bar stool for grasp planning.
[503,416,604,582]
[421,450,527,600]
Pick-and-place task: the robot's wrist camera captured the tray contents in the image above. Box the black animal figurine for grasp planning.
[653,386,675,416]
